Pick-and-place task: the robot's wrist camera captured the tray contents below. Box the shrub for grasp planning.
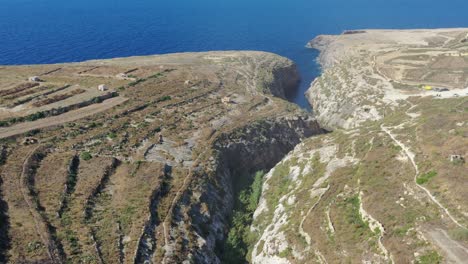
[128,79,146,87]
[149,73,164,79]
[248,171,264,211]
[221,171,265,263]
[416,250,442,264]
[416,170,437,185]
[278,247,292,258]
[80,152,92,161]
[92,97,103,104]
[25,111,45,121]
[158,95,171,102]
[345,195,369,229]
[26,129,40,136]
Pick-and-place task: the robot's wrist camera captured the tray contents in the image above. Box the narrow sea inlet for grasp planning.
[2,0,467,108]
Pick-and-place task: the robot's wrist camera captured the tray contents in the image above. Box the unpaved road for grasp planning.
[0,96,128,139]
[381,125,466,230]
[427,228,468,263]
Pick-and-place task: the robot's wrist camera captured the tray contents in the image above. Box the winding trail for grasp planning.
[299,185,329,245]
[358,191,394,263]
[381,124,466,230]
[356,136,394,263]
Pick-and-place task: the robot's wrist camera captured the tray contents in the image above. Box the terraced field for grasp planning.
[0,51,321,263]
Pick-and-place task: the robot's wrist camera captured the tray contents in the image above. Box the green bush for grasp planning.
[128,78,146,87]
[278,247,292,258]
[416,171,437,184]
[149,73,164,79]
[345,195,369,230]
[249,171,264,211]
[158,95,171,102]
[416,250,442,264]
[25,111,45,121]
[221,171,265,263]
[80,152,92,161]
[92,97,103,104]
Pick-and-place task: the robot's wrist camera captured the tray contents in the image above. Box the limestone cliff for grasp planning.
[306,28,468,130]
[252,29,468,263]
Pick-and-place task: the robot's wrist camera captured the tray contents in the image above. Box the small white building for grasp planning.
[28,76,41,82]
[450,154,464,163]
[98,84,108,91]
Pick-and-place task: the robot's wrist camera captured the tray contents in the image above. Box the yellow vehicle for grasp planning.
[422,85,433,90]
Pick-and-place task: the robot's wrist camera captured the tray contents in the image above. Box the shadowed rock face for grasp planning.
[251,29,468,263]
[0,51,322,263]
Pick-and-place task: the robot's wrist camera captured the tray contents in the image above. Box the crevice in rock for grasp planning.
[117,222,124,264]
[178,116,324,263]
[134,164,171,263]
[84,158,120,263]
[57,155,80,218]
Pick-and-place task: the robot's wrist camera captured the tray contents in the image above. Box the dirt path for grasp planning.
[427,228,468,263]
[299,185,329,246]
[381,125,465,229]
[0,97,128,139]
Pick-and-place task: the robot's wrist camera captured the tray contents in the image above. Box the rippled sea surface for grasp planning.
[1,0,467,108]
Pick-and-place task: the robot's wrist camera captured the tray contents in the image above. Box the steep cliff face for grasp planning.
[265,62,301,99]
[153,54,322,263]
[170,114,322,263]
[0,51,323,263]
[252,29,468,263]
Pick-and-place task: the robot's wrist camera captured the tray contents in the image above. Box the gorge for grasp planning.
[0,28,467,264]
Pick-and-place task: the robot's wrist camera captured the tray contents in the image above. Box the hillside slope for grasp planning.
[0,51,322,263]
[252,29,468,263]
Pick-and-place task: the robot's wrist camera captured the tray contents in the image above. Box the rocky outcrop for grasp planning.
[164,113,323,263]
[264,62,300,99]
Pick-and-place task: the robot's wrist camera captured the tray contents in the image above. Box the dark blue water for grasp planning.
[1,0,468,108]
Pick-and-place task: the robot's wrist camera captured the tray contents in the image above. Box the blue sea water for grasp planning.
[1,0,468,108]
